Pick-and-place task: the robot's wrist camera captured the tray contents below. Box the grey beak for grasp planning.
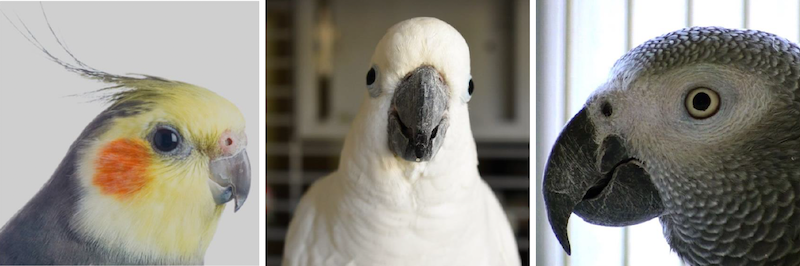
[542,108,663,255]
[388,65,449,162]
[208,149,251,212]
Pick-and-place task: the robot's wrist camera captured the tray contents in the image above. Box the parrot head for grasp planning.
[69,75,252,260]
[543,27,800,264]
[364,17,473,163]
[0,10,251,263]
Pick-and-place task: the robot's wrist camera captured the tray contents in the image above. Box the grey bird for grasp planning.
[543,26,800,265]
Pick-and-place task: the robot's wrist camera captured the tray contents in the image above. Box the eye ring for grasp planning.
[152,126,181,152]
[685,87,720,119]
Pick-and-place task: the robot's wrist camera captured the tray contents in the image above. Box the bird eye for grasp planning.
[153,127,180,152]
[468,79,474,95]
[366,67,376,86]
[463,77,474,102]
[366,66,380,97]
[685,87,720,119]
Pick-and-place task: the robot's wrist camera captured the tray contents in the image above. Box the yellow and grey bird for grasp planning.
[0,16,251,265]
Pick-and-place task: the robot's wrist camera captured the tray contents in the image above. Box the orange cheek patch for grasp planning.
[93,139,152,197]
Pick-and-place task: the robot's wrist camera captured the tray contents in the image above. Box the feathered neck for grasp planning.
[336,97,480,207]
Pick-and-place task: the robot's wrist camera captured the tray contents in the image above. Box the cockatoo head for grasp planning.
[365,17,473,163]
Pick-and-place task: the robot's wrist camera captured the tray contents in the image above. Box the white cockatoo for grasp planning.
[282,17,521,266]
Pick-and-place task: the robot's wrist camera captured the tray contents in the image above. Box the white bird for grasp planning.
[282,17,520,266]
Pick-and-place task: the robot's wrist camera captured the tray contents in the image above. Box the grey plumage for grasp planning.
[0,99,148,264]
[544,27,800,266]
[0,9,197,264]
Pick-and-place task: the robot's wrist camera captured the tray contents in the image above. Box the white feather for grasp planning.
[283,17,520,266]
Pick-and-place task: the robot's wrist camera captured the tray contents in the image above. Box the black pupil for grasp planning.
[154,129,179,152]
[366,68,376,85]
[468,79,474,95]
[693,92,711,111]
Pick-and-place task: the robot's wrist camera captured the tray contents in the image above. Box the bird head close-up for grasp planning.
[0,3,256,265]
[543,26,800,265]
[68,75,252,261]
[348,17,476,176]
[281,16,521,266]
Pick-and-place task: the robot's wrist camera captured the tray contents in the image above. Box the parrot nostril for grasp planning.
[226,138,233,146]
[601,101,613,117]
[415,144,424,159]
[431,125,439,139]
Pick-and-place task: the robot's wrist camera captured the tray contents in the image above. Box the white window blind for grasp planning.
[536,0,800,265]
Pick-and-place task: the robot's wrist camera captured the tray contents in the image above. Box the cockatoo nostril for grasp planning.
[415,144,424,159]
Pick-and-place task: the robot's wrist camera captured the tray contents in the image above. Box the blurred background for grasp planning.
[537,0,800,266]
[267,0,530,265]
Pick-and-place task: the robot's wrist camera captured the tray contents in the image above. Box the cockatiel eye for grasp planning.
[685,87,720,119]
[152,127,181,152]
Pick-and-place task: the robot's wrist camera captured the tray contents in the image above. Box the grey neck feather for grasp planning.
[0,101,193,264]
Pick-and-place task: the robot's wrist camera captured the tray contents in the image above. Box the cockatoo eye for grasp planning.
[468,79,474,95]
[366,67,376,86]
[685,87,720,119]
[366,66,380,97]
[152,127,181,152]
[463,77,474,102]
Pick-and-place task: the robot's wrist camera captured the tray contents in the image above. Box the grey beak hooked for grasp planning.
[388,65,449,162]
[208,149,251,212]
[542,108,663,255]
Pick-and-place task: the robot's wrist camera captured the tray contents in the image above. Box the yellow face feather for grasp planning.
[72,78,246,262]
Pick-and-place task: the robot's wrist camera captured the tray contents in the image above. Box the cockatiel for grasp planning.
[543,26,800,265]
[282,17,520,266]
[0,17,251,265]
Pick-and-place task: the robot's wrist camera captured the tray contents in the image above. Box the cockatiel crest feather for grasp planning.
[0,8,251,265]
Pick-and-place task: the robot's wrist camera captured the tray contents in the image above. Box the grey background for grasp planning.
[0,2,259,265]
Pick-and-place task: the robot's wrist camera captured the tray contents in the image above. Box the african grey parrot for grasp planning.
[282,17,520,266]
[543,26,800,265]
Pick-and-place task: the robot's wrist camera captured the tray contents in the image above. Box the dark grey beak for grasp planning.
[208,149,251,212]
[542,108,663,255]
[388,65,449,162]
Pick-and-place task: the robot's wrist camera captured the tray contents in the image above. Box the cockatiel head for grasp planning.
[543,27,800,265]
[72,74,252,260]
[0,17,251,264]
[339,17,476,180]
